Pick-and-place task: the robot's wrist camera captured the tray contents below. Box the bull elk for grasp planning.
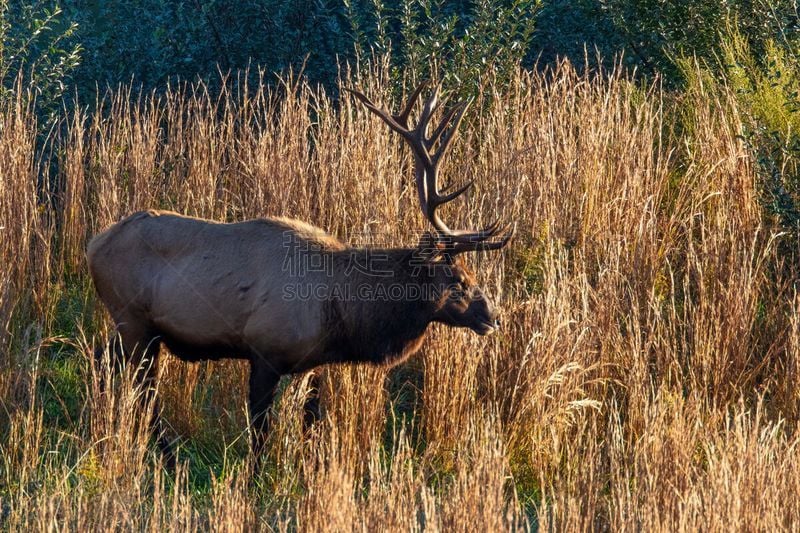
[88,82,514,459]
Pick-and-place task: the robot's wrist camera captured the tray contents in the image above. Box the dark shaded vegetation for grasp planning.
[5,1,796,95]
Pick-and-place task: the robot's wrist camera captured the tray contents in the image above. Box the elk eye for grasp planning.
[449,286,465,302]
[452,280,470,298]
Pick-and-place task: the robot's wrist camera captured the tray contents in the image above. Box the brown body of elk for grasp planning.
[88,82,514,459]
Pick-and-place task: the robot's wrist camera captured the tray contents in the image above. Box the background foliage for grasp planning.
[2,1,797,103]
[0,0,79,120]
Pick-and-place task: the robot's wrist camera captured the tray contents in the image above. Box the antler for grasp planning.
[346,82,514,255]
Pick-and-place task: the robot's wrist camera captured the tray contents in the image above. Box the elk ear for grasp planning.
[415,232,457,264]
[416,231,439,256]
[415,231,446,261]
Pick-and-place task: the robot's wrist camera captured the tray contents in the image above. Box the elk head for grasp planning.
[348,82,514,335]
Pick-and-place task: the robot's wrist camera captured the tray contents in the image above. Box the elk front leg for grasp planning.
[97,319,174,467]
[120,323,176,467]
[248,358,281,458]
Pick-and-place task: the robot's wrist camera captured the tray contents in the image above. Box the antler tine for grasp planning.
[478,218,503,236]
[451,219,503,242]
[450,223,516,255]
[436,178,474,204]
[431,100,469,168]
[420,99,472,216]
[415,82,442,141]
[428,101,467,148]
[394,82,427,128]
[344,87,411,139]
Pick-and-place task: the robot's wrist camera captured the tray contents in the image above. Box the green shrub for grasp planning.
[0,1,81,121]
[721,25,800,238]
[346,0,540,97]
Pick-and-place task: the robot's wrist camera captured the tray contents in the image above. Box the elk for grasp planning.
[87,82,514,459]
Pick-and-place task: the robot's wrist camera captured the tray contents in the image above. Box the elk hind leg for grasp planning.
[94,333,126,392]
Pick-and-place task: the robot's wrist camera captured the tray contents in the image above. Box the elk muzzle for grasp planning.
[466,292,500,336]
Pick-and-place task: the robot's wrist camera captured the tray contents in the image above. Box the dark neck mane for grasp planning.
[324,248,432,366]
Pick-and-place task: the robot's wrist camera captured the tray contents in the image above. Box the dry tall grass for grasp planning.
[2,60,800,530]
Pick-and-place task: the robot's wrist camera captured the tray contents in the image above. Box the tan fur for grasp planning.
[88,210,349,368]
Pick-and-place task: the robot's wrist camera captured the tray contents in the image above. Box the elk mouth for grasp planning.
[472,318,498,336]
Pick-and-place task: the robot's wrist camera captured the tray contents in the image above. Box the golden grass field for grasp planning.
[2,60,800,530]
